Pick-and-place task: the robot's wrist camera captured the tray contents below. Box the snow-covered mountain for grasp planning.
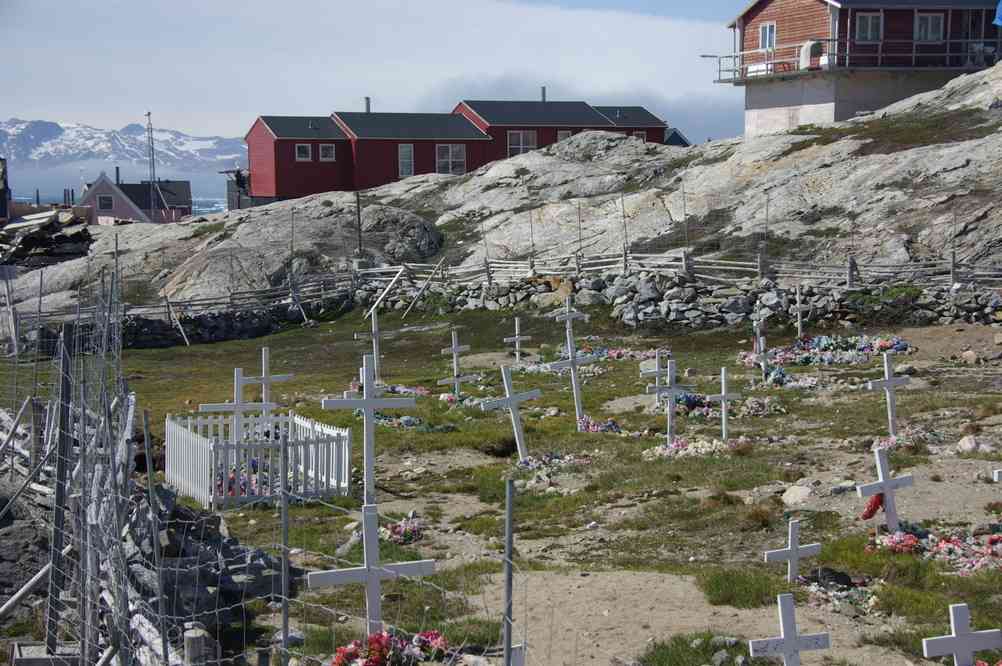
[0,119,246,170]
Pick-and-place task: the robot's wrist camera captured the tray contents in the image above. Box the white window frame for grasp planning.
[318,143,336,162]
[758,22,777,50]
[398,144,414,179]
[294,143,312,162]
[556,130,573,142]
[435,144,466,176]
[915,12,945,43]
[632,131,647,142]
[507,130,538,158]
[97,194,114,211]
[855,12,883,43]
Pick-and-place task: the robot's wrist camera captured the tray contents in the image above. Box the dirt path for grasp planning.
[477,570,923,665]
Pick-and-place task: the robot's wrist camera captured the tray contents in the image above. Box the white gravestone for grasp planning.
[922,603,1002,666]
[199,366,276,445]
[749,593,831,666]
[866,352,910,438]
[764,519,821,584]
[504,317,532,365]
[437,328,477,398]
[856,447,913,533]
[307,504,435,636]
[645,359,689,445]
[481,366,541,463]
[706,367,741,441]
[321,354,415,505]
[547,296,597,431]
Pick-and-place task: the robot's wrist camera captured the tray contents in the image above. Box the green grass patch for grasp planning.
[638,631,771,666]
[695,567,797,608]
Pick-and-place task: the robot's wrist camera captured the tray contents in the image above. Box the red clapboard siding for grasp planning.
[273,139,354,198]
[246,118,278,198]
[351,139,492,191]
[741,0,831,56]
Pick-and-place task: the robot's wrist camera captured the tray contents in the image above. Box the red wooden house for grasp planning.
[237,95,686,206]
[714,0,1001,135]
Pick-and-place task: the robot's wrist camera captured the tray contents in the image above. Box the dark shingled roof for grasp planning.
[333,112,490,140]
[839,0,997,6]
[259,116,347,140]
[593,106,667,128]
[461,100,615,127]
[119,180,192,210]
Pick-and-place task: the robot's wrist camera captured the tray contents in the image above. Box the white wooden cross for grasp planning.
[794,284,806,338]
[199,367,277,445]
[244,347,294,405]
[639,349,671,390]
[749,594,831,666]
[481,366,542,463]
[504,317,532,365]
[321,354,415,504]
[994,469,1001,483]
[706,367,742,441]
[645,359,689,445]
[765,519,821,584]
[922,604,1002,666]
[438,328,477,398]
[856,448,913,533]
[547,296,597,431]
[753,333,773,382]
[307,504,435,636]
[866,352,910,438]
[353,307,392,385]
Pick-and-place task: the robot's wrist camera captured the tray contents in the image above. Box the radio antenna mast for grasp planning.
[145,111,158,222]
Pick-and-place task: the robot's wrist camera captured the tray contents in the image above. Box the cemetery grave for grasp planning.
[111,305,1002,665]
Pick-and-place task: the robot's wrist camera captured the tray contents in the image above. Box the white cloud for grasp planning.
[0,0,739,137]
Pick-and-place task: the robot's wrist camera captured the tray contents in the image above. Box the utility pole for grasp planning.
[503,479,515,666]
[355,191,364,256]
[146,112,158,223]
[681,177,688,250]
[576,202,583,256]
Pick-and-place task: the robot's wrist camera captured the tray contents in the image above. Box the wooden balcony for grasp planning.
[714,37,1001,84]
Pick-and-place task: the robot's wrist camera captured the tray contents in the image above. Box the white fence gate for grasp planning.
[165,412,352,509]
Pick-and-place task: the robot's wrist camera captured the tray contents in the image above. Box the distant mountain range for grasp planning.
[0,118,246,198]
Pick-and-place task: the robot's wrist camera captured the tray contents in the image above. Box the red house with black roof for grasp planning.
[712,0,1001,135]
[236,93,689,206]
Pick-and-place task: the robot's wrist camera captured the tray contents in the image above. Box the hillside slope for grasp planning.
[9,64,1002,309]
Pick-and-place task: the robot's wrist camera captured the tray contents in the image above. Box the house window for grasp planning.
[295,144,312,161]
[758,22,776,50]
[855,13,882,43]
[398,144,414,179]
[97,195,114,211]
[556,130,573,142]
[633,131,647,142]
[436,144,466,176]
[915,13,944,42]
[507,130,538,158]
[319,144,336,161]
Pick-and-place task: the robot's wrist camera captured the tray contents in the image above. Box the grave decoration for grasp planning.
[856,448,914,533]
[481,366,542,462]
[765,519,822,584]
[379,516,424,545]
[865,522,1002,574]
[332,630,449,666]
[922,604,1002,666]
[642,436,751,460]
[547,296,598,432]
[516,451,594,472]
[749,593,831,665]
[803,568,879,619]
[739,334,910,369]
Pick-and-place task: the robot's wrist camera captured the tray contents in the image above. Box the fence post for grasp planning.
[575,252,582,278]
[756,252,767,281]
[847,256,858,288]
[484,256,494,289]
[280,431,290,666]
[682,249,694,277]
[184,627,206,666]
[950,250,958,285]
[503,479,515,666]
[622,244,629,274]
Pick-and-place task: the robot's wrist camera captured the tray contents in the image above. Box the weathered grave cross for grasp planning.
[639,349,671,390]
[503,316,532,365]
[321,354,415,504]
[547,296,597,431]
[753,333,774,382]
[645,359,689,445]
[856,447,914,532]
[199,367,277,445]
[866,352,910,438]
[353,307,396,386]
[706,367,741,441]
[307,504,436,636]
[764,519,821,583]
[481,366,541,463]
[749,593,831,666]
[438,328,477,398]
[794,284,808,338]
[922,603,1002,666]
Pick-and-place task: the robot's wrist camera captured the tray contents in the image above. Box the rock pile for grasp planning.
[1,209,92,267]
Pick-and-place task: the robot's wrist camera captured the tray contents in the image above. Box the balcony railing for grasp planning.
[715,37,1001,83]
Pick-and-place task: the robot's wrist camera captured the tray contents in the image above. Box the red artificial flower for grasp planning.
[860,493,884,520]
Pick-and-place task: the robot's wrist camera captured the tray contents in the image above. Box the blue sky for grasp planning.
[0,0,743,142]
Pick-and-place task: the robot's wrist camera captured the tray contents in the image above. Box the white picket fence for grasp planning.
[165,412,352,509]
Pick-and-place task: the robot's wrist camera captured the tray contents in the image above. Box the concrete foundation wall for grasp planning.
[744,76,836,136]
[743,69,967,136]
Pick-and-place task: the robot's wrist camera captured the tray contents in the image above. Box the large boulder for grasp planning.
[361,205,443,261]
